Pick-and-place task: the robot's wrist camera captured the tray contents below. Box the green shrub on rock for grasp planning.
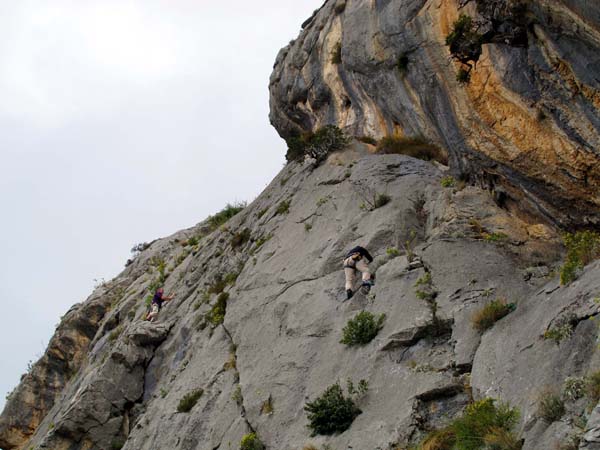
[207,292,229,326]
[560,230,600,285]
[240,433,264,450]
[543,313,576,345]
[341,311,386,346]
[276,199,291,215]
[484,232,508,242]
[415,272,437,303]
[441,176,456,188]
[386,247,400,257]
[304,383,362,435]
[445,15,483,67]
[563,376,586,402]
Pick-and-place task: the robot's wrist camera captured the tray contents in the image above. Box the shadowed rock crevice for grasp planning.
[222,324,257,436]
[381,319,454,351]
[404,382,471,446]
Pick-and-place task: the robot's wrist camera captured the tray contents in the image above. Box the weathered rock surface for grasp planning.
[269,0,600,227]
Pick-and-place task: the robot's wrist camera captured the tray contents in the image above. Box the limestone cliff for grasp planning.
[2,2,600,450]
[1,144,598,450]
[269,0,600,228]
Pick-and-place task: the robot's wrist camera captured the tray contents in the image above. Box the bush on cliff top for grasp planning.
[285,125,350,163]
[445,14,484,67]
[207,202,246,231]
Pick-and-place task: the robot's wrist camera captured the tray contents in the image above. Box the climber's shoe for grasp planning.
[346,289,354,300]
[360,280,374,295]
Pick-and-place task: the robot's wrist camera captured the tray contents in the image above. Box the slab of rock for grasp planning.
[127,322,170,347]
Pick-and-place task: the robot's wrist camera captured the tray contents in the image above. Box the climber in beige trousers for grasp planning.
[343,245,374,300]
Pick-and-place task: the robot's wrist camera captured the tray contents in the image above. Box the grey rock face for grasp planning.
[269,0,600,227]
[3,144,598,450]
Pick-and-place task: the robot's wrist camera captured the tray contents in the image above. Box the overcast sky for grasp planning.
[0,0,323,410]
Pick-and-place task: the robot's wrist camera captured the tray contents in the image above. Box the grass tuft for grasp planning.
[276,200,291,215]
[177,389,204,413]
[537,390,565,422]
[441,176,455,188]
[471,299,514,332]
[419,398,520,450]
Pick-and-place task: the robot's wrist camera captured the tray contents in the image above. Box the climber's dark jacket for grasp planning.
[345,246,373,263]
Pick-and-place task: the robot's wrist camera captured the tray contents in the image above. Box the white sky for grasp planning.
[0,0,323,410]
